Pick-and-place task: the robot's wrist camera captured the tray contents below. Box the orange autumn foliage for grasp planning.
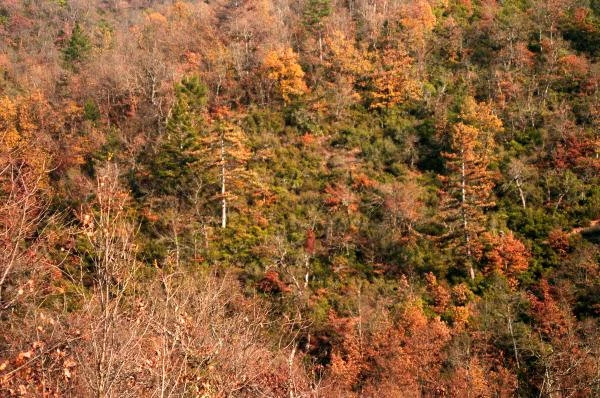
[263,48,309,103]
[328,297,452,396]
[369,47,421,109]
[257,270,291,294]
[426,272,451,314]
[548,228,570,255]
[323,184,359,213]
[483,232,530,285]
[325,29,371,77]
[528,279,573,340]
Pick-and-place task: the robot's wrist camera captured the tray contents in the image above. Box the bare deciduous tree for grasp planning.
[72,164,148,398]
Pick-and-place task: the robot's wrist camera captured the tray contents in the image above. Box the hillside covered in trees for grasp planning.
[0,0,599,396]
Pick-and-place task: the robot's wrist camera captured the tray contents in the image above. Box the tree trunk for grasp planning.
[507,305,520,370]
[318,31,323,62]
[460,155,475,280]
[221,132,227,229]
[515,176,527,209]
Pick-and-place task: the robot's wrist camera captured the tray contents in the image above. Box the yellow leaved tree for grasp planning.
[325,29,371,77]
[263,48,309,103]
[369,46,421,109]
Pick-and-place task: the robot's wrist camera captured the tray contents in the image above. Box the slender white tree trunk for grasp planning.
[515,176,526,209]
[221,132,227,229]
[318,31,323,62]
[460,155,475,280]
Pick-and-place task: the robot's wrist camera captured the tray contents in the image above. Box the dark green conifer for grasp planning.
[62,23,91,66]
[152,76,207,199]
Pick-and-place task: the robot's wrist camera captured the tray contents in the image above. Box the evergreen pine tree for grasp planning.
[151,76,207,199]
[62,23,91,66]
[441,97,503,280]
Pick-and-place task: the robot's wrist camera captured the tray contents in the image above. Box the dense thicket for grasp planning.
[0,0,599,396]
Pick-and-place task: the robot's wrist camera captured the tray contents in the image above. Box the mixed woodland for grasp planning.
[0,0,600,396]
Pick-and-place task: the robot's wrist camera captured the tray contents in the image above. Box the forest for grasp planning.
[0,0,599,396]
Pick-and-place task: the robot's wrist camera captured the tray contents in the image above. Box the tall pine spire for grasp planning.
[441,97,503,279]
